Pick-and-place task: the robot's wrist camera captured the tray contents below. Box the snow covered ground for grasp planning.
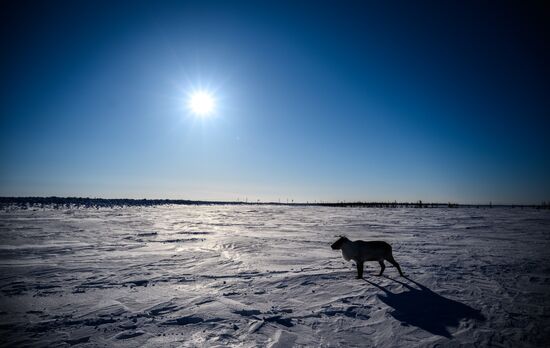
[0,205,549,347]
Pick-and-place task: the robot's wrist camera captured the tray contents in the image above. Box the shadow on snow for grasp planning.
[365,276,486,338]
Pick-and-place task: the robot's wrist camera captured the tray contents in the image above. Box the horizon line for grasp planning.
[1,196,549,208]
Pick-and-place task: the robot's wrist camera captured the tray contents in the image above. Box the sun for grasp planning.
[188,91,215,116]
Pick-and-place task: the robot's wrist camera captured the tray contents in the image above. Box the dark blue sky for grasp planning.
[1,1,548,203]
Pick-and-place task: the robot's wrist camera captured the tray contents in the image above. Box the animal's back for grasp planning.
[353,240,392,261]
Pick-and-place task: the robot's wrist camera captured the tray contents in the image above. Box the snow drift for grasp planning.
[0,205,549,347]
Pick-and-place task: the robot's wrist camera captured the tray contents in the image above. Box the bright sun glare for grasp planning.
[188,91,215,116]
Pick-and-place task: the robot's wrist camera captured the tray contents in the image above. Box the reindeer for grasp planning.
[331,236,404,279]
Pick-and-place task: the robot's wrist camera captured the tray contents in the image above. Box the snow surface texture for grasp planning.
[0,205,549,347]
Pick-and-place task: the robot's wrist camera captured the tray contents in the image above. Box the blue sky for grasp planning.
[1,1,548,204]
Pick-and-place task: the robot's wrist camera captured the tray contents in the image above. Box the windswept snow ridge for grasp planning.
[0,205,549,347]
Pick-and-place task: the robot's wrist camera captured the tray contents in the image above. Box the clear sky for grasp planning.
[1,1,548,204]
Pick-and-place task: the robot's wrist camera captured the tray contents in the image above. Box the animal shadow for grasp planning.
[365,276,486,338]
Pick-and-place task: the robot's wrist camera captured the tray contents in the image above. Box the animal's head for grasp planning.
[331,236,348,250]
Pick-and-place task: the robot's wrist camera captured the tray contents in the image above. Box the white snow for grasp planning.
[0,205,549,347]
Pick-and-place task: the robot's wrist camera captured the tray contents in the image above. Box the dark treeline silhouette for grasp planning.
[0,197,548,210]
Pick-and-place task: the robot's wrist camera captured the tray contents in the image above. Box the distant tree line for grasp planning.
[0,197,548,210]
[0,197,233,209]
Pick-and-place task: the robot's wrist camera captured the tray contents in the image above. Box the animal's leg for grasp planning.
[378,260,385,276]
[356,262,364,279]
[386,254,404,276]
